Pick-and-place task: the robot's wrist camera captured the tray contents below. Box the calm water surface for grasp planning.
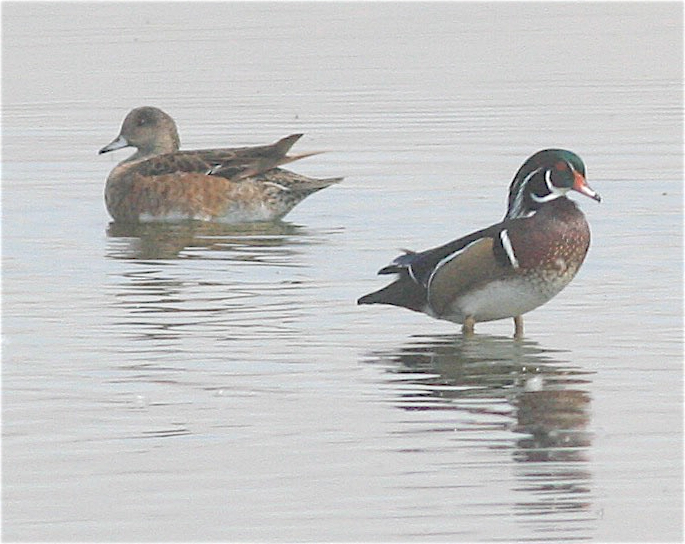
[2,3,683,542]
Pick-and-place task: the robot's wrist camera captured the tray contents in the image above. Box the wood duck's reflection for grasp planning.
[106,220,315,261]
[365,334,592,456]
[363,334,594,522]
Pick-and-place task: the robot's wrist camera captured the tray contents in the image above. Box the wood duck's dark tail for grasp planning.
[357,275,427,313]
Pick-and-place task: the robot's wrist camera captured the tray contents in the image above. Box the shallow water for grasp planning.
[2,3,683,542]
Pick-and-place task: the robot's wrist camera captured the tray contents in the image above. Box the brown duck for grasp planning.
[99,106,342,223]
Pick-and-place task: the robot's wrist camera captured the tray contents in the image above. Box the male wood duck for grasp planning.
[99,106,342,223]
[358,149,601,337]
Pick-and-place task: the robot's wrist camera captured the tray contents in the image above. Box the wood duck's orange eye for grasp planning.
[554,160,568,172]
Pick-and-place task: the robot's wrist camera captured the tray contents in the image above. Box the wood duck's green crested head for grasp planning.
[506,149,601,219]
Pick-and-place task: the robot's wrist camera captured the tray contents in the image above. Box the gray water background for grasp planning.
[2,2,683,541]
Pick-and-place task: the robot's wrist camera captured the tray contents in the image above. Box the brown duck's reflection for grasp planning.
[104,220,325,364]
[106,220,313,261]
[364,334,594,526]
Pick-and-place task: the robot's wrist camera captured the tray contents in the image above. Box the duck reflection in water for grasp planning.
[106,220,314,261]
[363,333,594,522]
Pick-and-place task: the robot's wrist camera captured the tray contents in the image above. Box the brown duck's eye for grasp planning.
[137,115,148,126]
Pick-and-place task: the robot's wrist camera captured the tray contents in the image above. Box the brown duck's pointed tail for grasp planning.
[274,133,326,165]
[273,133,304,155]
[230,135,327,181]
[281,150,325,164]
[300,176,344,190]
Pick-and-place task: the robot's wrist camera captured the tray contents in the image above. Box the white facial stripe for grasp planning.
[530,168,569,203]
[508,166,543,219]
[499,229,519,269]
[524,167,542,185]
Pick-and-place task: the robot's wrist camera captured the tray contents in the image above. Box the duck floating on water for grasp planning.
[99,106,342,223]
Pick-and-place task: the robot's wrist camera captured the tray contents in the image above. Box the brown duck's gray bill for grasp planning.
[99,135,129,154]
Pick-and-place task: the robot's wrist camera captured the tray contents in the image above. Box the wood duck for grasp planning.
[358,149,601,338]
[99,106,342,223]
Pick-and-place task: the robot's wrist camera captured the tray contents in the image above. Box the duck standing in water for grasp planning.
[99,106,342,223]
[358,149,601,338]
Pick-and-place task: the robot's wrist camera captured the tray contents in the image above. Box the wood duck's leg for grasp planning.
[462,316,476,337]
[513,315,524,339]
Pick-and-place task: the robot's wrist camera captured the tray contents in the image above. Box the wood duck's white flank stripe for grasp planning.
[499,229,519,269]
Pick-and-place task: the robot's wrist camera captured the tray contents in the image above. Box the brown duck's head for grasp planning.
[99,106,180,161]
